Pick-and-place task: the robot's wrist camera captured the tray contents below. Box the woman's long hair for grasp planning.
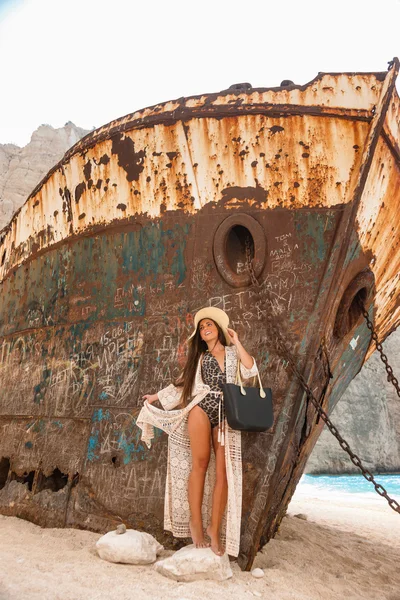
[175,319,227,407]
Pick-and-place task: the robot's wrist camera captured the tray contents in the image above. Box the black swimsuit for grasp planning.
[198,351,226,428]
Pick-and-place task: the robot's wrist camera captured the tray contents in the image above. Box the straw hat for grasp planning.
[188,307,231,345]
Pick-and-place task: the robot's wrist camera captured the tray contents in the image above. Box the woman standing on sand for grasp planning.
[137,307,259,557]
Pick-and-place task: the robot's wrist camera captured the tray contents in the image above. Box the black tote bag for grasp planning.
[222,361,273,432]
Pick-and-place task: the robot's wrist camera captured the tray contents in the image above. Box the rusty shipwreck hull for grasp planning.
[1,61,400,570]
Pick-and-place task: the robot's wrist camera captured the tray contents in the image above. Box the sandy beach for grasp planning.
[0,486,399,600]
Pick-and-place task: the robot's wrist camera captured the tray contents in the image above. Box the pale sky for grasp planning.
[1,0,400,147]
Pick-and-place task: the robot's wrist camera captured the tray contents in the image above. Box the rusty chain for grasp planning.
[357,300,400,399]
[244,237,400,514]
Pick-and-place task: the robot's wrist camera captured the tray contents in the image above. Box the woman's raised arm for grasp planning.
[226,328,254,369]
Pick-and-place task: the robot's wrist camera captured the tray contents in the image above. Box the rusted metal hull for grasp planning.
[1,62,400,569]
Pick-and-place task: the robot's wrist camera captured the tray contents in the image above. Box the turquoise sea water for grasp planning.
[299,473,400,499]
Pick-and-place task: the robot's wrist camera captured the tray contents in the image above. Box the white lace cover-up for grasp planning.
[136,345,258,557]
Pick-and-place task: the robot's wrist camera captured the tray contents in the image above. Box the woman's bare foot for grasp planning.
[189,519,209,548]
[206,526,225,556]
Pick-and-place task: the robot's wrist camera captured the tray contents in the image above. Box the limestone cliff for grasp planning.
[0,122,90,230]
[306,328,400,474]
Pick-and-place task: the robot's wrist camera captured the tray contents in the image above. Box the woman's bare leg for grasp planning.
[187,405,211,548]
[207,426,228,555]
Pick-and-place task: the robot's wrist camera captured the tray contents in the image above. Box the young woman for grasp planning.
[137,307,258,556]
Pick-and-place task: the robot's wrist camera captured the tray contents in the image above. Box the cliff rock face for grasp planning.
[0,122,90,230]
[306,328,400,474]
[0,123,399,475]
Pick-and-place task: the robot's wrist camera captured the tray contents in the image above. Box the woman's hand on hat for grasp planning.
[227,327,239,346]
[143,393,158,404]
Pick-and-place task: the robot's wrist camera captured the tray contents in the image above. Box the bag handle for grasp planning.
[235,359,266,398]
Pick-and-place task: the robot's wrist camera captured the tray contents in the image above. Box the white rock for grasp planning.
[154,544,233,582]
[294,513,308,521]
[251,567,264,578]
[96,529,163,565]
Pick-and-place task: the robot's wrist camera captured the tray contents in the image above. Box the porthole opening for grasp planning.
[333,269,375,340]
[213,213,266,288]
[226,226,254,276]
[348,287,368,331]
